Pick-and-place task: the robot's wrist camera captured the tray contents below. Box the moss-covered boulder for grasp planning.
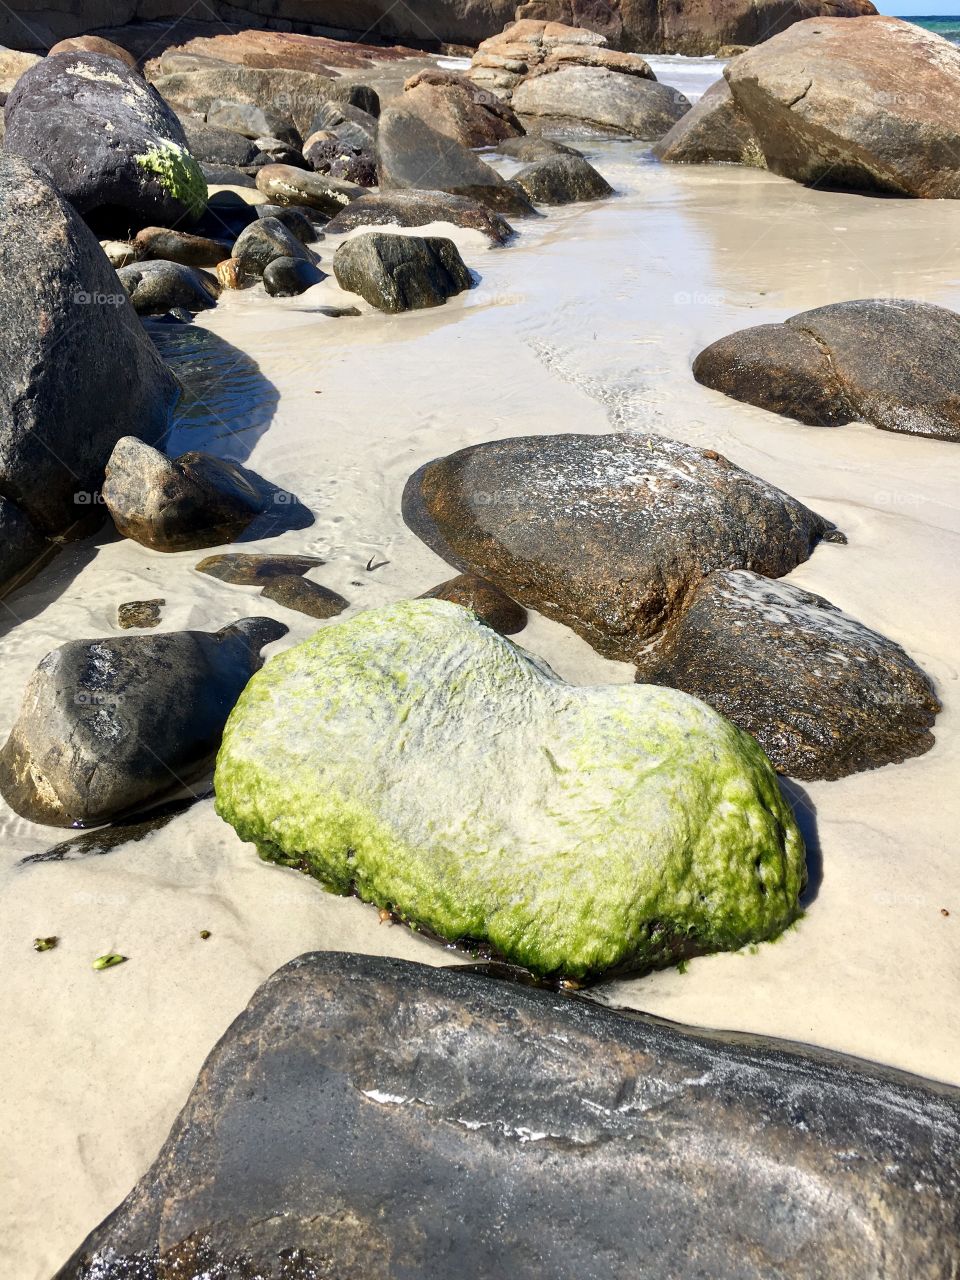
[214,600,805,981]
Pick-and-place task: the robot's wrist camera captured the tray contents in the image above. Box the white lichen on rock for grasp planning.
[214,600,805,979]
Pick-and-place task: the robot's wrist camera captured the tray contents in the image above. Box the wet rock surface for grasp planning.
[117,599,165,629]
[326,189,515,244]
[420,572,527,634]
[333,232,473,312]
[0,152,179,593]
[513,151,613,203]
[54,951,960,1280]
[102,437,266,551]
[117,258,220,314]
[259,576,349,618]
[693,298,960,440]
[262,255,325,296]
[642,570,941,780]
[0,618,285,827]
[4,52,206,230]
[376,107,535,218]
[403,432,839,664]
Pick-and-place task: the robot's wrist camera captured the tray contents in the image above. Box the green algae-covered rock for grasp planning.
[214,600,805,980]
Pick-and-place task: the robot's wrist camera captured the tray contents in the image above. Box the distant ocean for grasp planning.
[907,15,960,42]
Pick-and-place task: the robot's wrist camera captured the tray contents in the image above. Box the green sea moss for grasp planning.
[135,141,207,219]
[214,600,805,981]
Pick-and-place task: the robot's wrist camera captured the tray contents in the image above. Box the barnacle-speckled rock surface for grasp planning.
[214,600,804,980]
[53,953,960,1280]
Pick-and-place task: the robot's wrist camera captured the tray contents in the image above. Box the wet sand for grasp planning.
[2,70,959,1277]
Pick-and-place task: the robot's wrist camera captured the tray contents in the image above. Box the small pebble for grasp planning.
[200,929,212,939]
[93,953,127,971]
[33,936,58,952]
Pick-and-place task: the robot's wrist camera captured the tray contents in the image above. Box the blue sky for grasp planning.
[876,0,958,12]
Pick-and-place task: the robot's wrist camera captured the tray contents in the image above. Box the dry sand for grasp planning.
[2,70,959,1277]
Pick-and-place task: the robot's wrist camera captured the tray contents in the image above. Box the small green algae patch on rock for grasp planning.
[135,141,207,220]
[214,600,805,980]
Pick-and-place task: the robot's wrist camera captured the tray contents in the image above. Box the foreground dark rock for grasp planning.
[513,152,613,203]
[117,259,220,314]
[420,572,527,634]
[643,570,941,780]
[725,15,960,197]
[55,952,960,1280]
[333,232,473,312]
[512,64,689,139]
[262,255,326,296]
[377,108,535,218]
[403,432,839,664]
[654,77,763,165]
[102,437,266,551]
[693,298,960,441]
[0,618,285,827]
[326,190,515,244]
[0,153,179,595]
[4,52,206,230]
[232,215,317,280]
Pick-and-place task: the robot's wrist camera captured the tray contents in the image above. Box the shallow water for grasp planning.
[2,90,960,1277]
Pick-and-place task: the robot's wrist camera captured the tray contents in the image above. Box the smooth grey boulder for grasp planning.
[0,152,179,594]
[513,151,613,203]
[306,99,379,148]
[0,617,286,827]
[326,189,514,244]
[53,952,960,1279]
[496,135,583,161]
[255,203,320,243]
[333,232,473,312]
[177,113,259,167]
[233,216,316,280]
[262,255,326,296]
[512,65,690,139]
[149,65,340,137]
[205,99,299,145]
[117,259,220,314]
[254,161,365,214]
[643,569,941,780]
[377,107,536,218]
[4,52,206,230]
[102,437,266,551]
[403,432,841,665]
[693,298,960,441]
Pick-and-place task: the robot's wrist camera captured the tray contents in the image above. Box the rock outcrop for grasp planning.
[511,64,689,138]
[643,570,941,780]
[654,77,763,166]
[402,432,839,665]
[0,618,285,827]
[0,152,179,596]
[693,298,960,441]
[401,67,524,148]
[215,600,804,979]
[4,52,206,230]
[54,952,960,1280]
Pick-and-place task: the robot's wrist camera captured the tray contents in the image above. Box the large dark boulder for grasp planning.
[725,15,960,197]
[513,151,613,203]
[402,432,840,665]
[693,298,960,441]
[116,259,220,314]
[0,617,286,827]
[643,569,941,780]
[0,152,180,595]
[377,107,536,218]
[4,52,206,230]
[54,952,960,1280]
[326,189,515,245]
[333,232,473,312]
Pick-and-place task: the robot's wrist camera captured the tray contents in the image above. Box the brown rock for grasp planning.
[402,432,840,665]
[653,77,764,165]
[254,162,365,214]
[643,569,941,780]
[693,298,960,440]
[401,68,524,148]
[48,35,137,67]
[420,572,527,634]
[0,46,40,94]
[259,575,348,618]
[133,226,232,267]
[196,552,325,584]
[726,15,960,196]
[117,599,164,629]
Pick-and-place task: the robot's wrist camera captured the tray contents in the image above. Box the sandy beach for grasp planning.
[2,54,959,1277]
